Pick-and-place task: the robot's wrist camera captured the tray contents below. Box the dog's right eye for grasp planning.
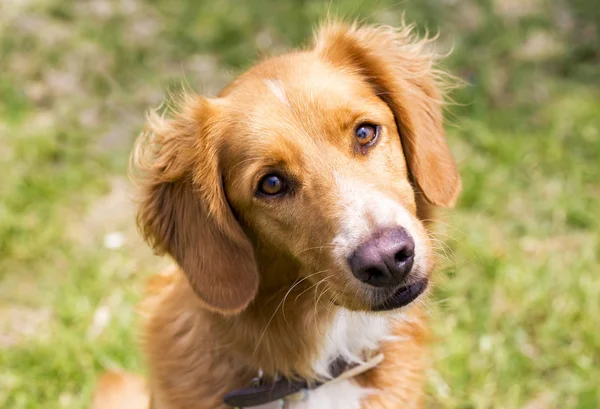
[355,123,379,147]
[257,174,286,196]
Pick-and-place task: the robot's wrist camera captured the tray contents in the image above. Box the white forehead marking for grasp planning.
[265,79,289,105]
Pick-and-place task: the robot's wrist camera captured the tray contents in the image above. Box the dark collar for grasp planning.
[223,353,385,408]
[222,357,351,408]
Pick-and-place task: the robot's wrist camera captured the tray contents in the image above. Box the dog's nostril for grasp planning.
[364,267,384,282]
[394,248,413,265]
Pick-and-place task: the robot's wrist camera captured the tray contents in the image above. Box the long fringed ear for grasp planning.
[314,22,461,207]
[131,95,259,314]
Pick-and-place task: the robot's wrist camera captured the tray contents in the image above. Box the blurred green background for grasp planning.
[1,0,599,408]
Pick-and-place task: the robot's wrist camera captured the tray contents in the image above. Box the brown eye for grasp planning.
[258,174,285,196]
[355,123,379,146]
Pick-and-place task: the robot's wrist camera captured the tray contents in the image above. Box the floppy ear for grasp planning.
[132,95,259,314]
[314,22,461,207]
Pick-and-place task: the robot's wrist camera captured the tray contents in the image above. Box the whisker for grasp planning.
[422,219,466,236]
[325,288,341,319]
[428,231,460,243]
[294,243,346,257]
[253,276,304,355]
[293,270,330,301]
[428,235,454,250]
[431,244,453,264]
[281,270,329,325]
[316,283,332,309]
[311,277,331,340]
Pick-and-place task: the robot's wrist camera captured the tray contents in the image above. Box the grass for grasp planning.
[1,0,598,408]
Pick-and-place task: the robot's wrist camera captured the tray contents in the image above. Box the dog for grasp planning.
[93,20,460,409]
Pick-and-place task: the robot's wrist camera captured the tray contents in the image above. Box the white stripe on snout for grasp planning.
[331,173,427,276]
[264,79,289,105]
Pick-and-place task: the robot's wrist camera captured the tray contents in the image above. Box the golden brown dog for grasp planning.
[93,20,460,409]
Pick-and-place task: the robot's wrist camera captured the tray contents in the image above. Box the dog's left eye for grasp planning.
[257,174,286,196]
[355,123,379,146]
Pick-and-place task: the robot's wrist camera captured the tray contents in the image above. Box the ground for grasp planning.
[1,1,599,408]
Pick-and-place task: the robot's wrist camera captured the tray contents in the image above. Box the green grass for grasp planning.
[1,1,598,408]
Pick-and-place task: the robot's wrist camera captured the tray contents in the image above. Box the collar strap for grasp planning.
[223,353,384,408]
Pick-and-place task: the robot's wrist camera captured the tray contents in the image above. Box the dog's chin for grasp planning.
[331,278,429,313]
[370,278,429,312]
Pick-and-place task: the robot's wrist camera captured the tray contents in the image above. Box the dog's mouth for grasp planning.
[372,278,428,312]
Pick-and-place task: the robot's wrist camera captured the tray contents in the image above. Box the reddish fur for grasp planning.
[358,308,430,408]
[91,371,148,409]
[93,21,459,409]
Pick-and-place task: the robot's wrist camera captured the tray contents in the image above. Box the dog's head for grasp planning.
[134,23,460,315]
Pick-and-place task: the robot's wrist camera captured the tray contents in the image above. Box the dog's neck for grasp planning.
[146,268,426,409]
[308,308,394,377]
[212,276,396,382]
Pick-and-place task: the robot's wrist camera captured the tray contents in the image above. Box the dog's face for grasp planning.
[135,23,460,314]
[221,56,430,311]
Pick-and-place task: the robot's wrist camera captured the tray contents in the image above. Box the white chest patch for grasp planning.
[287,379,371,409]
[242,310,400,409]
[288,309,398,409]
[312,309,394,377]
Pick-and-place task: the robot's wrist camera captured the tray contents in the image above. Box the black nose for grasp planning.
[349,227,415,288]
